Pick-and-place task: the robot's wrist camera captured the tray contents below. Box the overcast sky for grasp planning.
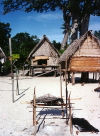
[0,10,100,42]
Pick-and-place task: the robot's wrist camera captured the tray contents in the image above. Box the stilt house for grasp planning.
[59,31,100,83]
[27,35,60,76]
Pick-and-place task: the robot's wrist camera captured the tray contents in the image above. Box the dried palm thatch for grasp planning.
[27,35,60,60]
[31,93,63,106]
[59,31,100,63]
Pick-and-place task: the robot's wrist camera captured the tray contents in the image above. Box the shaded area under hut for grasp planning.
[27,35,60,76]
[59,31,100,84]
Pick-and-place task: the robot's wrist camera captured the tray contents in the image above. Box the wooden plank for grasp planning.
[70,66,100,72]
[70,61,100,67]
[69,57,100,72]
[71,57,100,61]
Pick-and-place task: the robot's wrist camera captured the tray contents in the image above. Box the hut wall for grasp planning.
[31,41,59,66]
[69,36,100,72]
[31,59,37,66]
[69,57,100,72]
[47,57,58,66]
[32,41,59,58]
[74,36,100,57]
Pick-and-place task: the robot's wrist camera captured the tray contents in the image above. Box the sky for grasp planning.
[0,9,100,42]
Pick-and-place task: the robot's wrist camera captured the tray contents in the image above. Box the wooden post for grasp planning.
[98,73,100,84]
[68,94,73,135]
[71,72,75,85]
[9,38,14,103]
[23,65,25,76]
[65,60,68,124]
[95,72,97,81]
[16,68,19,95]
[93,72,94,80]
[59,65,64,118]
[32,67,34,76]
[33,87,36,126]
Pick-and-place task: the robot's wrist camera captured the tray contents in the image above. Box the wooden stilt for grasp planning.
[16,69,19,95]
[71,72,75,85]
[95,72,97,80]
[65,61,68,124]
[23,65,24,76]
[98,73,100,84]
[32,67,34,76]
[59,65,64,118]
[93,72,94,80]
[9,38,14,103]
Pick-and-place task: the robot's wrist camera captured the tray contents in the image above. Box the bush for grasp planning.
[3,60,11,75]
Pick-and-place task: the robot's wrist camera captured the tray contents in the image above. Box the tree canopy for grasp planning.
[12,32,39,68]
[0,22,11,56]
[94,30,100,39]
[1,0,100,49]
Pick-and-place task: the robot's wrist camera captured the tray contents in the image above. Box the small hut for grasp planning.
[59,31,100,83]
[27,35,60,76]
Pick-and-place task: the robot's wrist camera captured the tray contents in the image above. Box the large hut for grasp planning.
[27,35,60,76]
[59,31,100,83]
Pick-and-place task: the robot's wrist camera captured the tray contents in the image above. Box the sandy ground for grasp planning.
[0,74,100,136]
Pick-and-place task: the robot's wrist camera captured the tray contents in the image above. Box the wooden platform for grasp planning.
[29,65,59,76]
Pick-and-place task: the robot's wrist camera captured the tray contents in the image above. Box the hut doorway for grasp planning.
[38,59,47,65]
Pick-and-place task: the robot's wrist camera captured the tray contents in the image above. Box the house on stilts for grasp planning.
[27,35,60,76]
[59,31,100,84]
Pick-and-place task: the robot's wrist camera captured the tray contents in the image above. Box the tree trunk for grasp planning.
[80,15,90,36]
[80,15,90,82]
[70,17,78,43]
[61,10,71,50]
[61,32,69,50]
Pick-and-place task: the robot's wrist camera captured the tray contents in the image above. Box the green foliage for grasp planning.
[59,49,65,54]
[0,22,11,56]
[3,60,11,75]
[52,40,61,51]
[12,32,39,68]
[94,30,100,39]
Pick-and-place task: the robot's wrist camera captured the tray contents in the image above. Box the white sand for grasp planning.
[0,75,100,136]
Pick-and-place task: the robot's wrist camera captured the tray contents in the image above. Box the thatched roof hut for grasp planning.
[59,31,100,72]
[27,35,60,76]
[27,35,60,67]
[0,47,6,64]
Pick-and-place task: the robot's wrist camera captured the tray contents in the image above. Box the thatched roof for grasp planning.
[0,47,6,60]
[59,31,100,62]
[27,35,60,59]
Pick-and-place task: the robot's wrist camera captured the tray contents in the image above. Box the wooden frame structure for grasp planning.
[32,76,73,135]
